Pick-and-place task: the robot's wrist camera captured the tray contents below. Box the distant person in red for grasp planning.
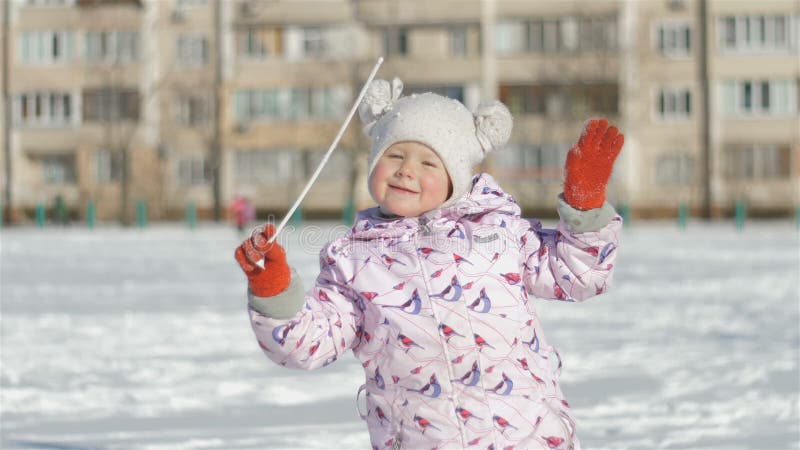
[229,194,255,233]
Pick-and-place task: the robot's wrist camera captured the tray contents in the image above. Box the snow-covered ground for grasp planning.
[1,220,798,450]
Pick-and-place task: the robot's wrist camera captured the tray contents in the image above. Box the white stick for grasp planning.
[268,57,384,243]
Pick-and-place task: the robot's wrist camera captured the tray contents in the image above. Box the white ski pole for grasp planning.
[268,56,384,244]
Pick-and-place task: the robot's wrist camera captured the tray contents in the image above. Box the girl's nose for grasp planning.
[396,162,415,179]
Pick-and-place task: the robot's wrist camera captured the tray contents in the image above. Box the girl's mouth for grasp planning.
[389,184,418,194]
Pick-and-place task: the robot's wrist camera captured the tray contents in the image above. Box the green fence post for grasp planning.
[678,203,689,229]
[796,206,800,230]
[186,201,197,230]
[36,203,46,228]
[87,200,96,229]
[618,203,630,228]
[735,200,746,231]
[342,197,355,226]
[54,195,67,226]
[290,206,303,228]
[136,200,147,229]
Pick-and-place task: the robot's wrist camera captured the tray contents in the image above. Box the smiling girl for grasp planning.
[235,77,624,450]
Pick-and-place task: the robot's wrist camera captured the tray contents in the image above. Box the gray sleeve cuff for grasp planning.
[248,269,307,320]
[557,194,617,233]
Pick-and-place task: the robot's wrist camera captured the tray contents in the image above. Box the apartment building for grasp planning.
[225,0,366,216]
[2,0,157,223]
[1,0,798,223]
[710,1,799,215]
[157,0,223,222]
[632,0,799,216]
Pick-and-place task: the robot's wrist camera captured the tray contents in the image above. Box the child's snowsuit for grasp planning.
[248,174,621,450]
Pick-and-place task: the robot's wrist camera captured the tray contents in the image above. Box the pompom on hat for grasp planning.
[359,77,513,209]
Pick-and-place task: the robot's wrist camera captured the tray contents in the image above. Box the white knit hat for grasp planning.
[359,77,513,208]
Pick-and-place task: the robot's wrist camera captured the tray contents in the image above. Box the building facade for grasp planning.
[1,0,798,223]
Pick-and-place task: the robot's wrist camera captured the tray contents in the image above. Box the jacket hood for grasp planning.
[351,173,521,241]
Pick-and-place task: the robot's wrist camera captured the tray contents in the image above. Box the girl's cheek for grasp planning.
[368,170,383,193]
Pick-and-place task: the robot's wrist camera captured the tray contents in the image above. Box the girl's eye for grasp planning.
[423,161,438,168]
[387,154,403,159]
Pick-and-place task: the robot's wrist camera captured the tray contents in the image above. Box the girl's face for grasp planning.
[369,141,451,217]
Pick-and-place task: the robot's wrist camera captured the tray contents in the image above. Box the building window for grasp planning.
[718,14,795,53]
[116,31,139,63]
[239,27,282,58]
[234,149,300,184]
[724,144,791,180]
[95,148,121,183]
[235,90,280,122]
[578,16,618,52]
[175,0,208,7]
[571,83,618,116]
[25,0,75,6]
[301,27,328,57]
[500,85,543,115]
[283,25,355,60]
[176,34,208,67]
[656,87,692,120]
[450,26,468,57]
[287,88,311,119]
[85,31,139,64]
[306,150,350,182]
[535,19,561,52]
[497,20,526,54]
[655,21,691,56]
[15,92,74,127]
[174,95,210,126]
[233,86,349,123]
[177,157,210,186]
[19,30,75,64]
[42,154,76,184]
[525,19,547,52]
[559,17,579,52]
[383,28,408,57]
[241,29,265,57]
[82,88,140,122]
[491,142,567,182]
[721,79,796,117]
[655,152,694,185]
[509,16,617,54]
[500,83,618,118]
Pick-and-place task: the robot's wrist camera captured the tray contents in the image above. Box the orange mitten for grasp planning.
[234,224,291,297]
[563,119,625,210]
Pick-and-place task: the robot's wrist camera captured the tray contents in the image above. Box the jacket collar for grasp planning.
[350,173,520,241]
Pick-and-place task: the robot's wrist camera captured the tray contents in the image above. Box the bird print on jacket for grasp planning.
[249,174,622,450]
